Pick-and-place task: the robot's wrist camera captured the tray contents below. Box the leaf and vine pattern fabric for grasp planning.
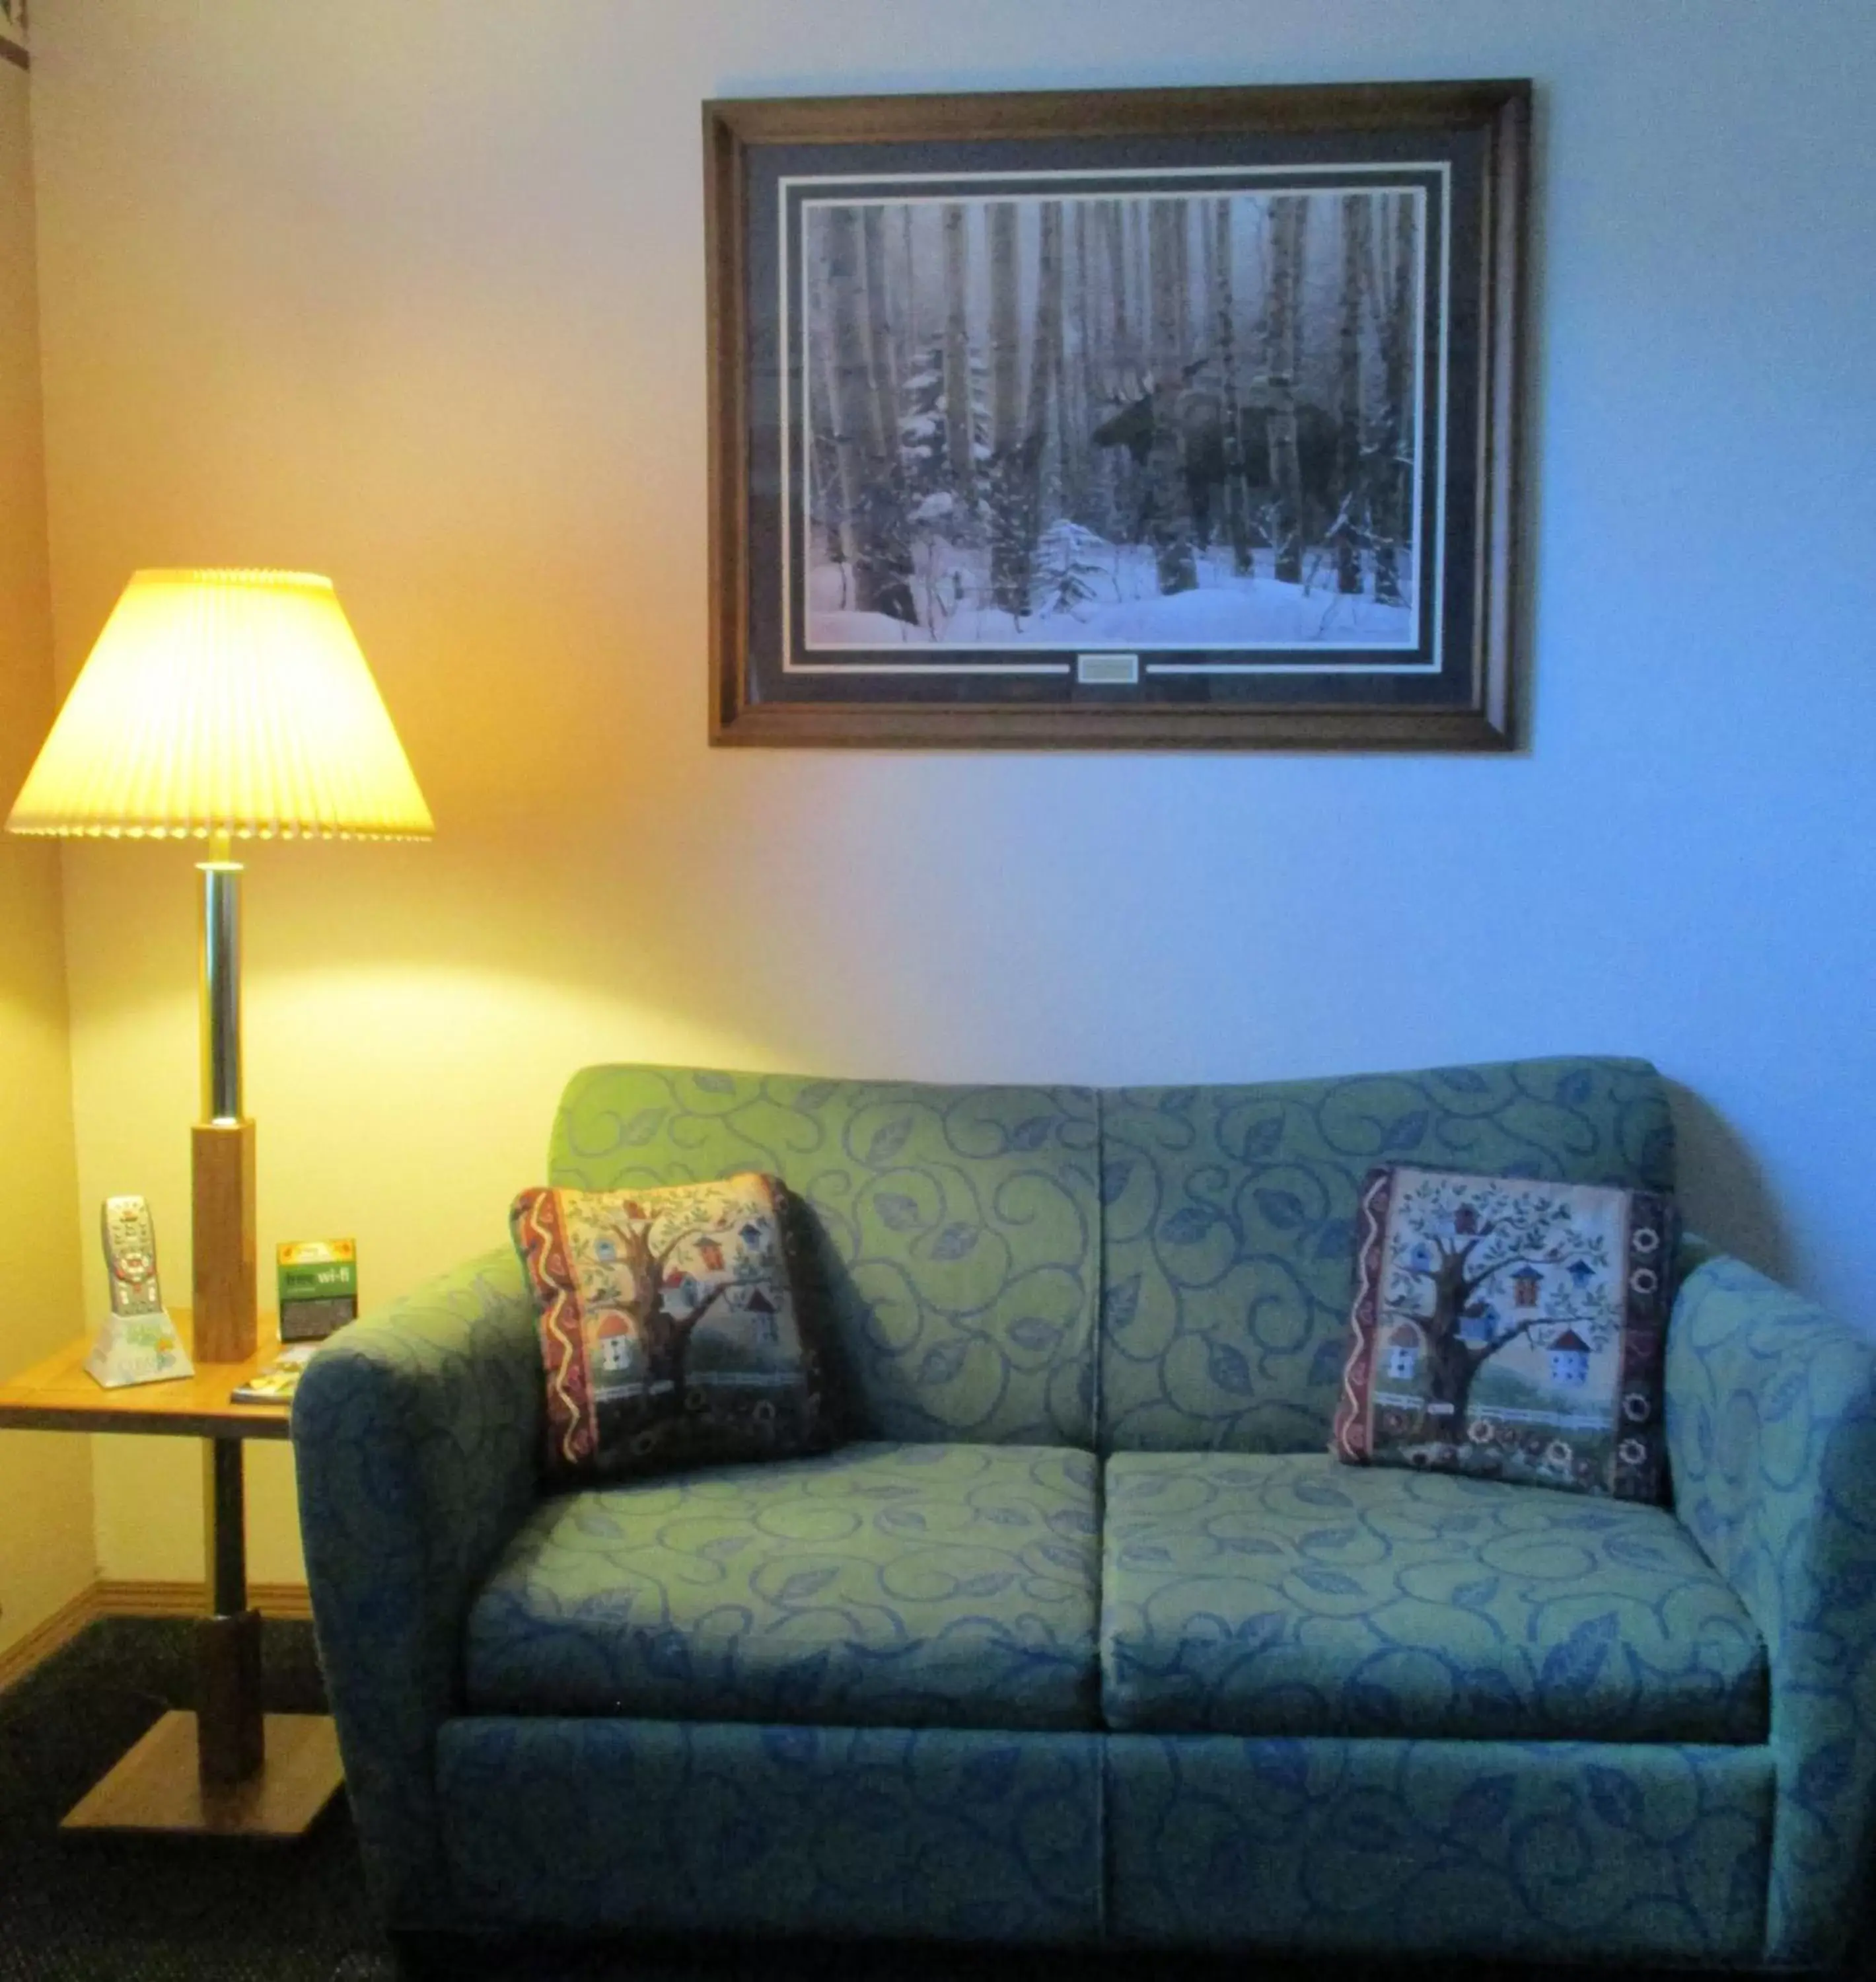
[1106,1732,1771,1961]
[463,1442,1100,1731]
[1331,1167,1677,1499]
[511,1173,834,1481]
[1100,1057,1675,1454]
[1666,1255,1876,1965]
[548,1068,1099,1447]
[291,1244,544,1923]
[1101,1453,1764,1743]
[290,1058,1876,1965]
[437,1718,1103,1942]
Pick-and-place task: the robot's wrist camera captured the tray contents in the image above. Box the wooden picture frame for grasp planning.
[705,81,1529,750]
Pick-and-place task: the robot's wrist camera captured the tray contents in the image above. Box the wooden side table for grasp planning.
[0,1311,343,1837]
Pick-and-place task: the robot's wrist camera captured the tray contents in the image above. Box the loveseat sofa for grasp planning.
[293,1056,1876,1967]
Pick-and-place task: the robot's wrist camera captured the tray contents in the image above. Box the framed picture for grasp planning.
[705,80,1529,750]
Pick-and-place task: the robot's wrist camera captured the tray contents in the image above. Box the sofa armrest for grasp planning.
[1665,1253,1876,1965]
[292,1243,541,1926]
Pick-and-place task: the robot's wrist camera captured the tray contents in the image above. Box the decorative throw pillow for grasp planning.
[511,1173,836,1482]
[1330,1165,1678,1500]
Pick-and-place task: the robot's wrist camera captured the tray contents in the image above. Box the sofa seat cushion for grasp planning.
[464,1442,1100,1730]
[1101,1452,1766,1743]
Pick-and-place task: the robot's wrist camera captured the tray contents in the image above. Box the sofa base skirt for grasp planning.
[433,1716,1776,1962]
[434,1716,1103,1943]
[1106,1733,1775,1964]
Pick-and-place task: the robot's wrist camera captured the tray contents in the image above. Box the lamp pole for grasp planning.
[192,829,256,1362]
[199,828,242,1122]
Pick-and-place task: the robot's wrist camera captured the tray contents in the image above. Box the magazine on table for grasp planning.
[229,1340,323,1407]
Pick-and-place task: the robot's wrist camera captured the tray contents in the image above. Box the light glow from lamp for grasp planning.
[7,568,433,842]
[3,565,431,1804]
[6,566,433,1371]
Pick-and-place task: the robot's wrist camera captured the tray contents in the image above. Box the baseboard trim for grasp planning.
[94,1578,314,1621]
[0,1583,100,1695]
[0,1576,314,1694]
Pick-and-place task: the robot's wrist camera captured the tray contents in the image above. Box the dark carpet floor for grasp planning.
[0,1618,366,1980]
[3,1618,1870,1981]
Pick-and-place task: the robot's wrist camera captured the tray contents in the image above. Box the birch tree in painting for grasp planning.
[986,202,1028,615]
[860,209,902,450]
[1146,198,1198,595]
[940,205,978,517]
[1213,198,1252,578]
[820,205,915,626]
[1334,193,1368,597]
[1021,202,1065,568]
[1372,192,1418,610]
[1101,201,1137,540]
[803,183,1422,650]
[1264,193,1307,586]
[1062,202,1092,527]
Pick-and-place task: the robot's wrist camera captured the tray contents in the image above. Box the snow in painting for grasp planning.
[799,185,1424,656]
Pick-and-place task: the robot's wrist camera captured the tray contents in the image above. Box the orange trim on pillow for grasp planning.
[513,1186,595,1471]
[1332,1167,1392,1464]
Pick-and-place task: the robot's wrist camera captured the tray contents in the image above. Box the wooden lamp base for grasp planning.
[192,1120,256,1363]
[62,1710,342,1838]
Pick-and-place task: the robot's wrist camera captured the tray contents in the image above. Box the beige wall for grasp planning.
[25,4,1876,1584]
[0,54,93,1657]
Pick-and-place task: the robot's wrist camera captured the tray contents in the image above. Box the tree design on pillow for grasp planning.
[1336,1163,1674,1500]
[516,1173,832,1479]
[1381,1174,1620,1457]
[606,1208,739,1413]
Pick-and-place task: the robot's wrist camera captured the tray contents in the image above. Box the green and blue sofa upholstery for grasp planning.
[293,1057,1876,1965]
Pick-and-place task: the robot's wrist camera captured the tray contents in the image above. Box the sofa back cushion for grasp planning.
[550,1066,1099,1446]
[1099,1057,1675,1453]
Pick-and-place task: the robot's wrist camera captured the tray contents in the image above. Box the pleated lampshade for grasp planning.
[7,569,433,840]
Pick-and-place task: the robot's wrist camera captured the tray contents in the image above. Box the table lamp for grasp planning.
[7,569,433,1364]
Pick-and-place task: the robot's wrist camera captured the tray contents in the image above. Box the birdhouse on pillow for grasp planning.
[1511,1265,1542,1309]
[593,1310,635,1377]
[1460,1301,1497,1344]
[1385,1321,1422,1381]
[1547,1329,1591,1387]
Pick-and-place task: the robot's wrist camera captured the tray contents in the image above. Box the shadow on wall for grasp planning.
[1667,1079,1789,1287]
